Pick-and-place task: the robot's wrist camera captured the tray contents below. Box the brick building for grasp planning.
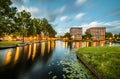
[86,27,106,40]
[70,27,82,40]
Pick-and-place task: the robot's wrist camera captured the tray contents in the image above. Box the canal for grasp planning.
[0,41,119,79]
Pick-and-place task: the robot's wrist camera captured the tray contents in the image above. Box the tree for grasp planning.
[105,32,113,39]
[16,10,31,42]
[0,0,17,38]
[63,32,70,39]
[40,18,57,38]
[47,24,57,37]
[83,32,92,40]
[114,34,118,39]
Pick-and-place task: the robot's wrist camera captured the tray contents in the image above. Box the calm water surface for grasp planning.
[0,41,119,79]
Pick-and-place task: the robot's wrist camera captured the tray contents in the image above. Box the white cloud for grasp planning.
[18,6,40,18]
[60,16,69,22]
[56,28,69,35]
[22,0,29,4]
[75,13,85,20]
[59,5,66,13]
[75,0,87,6]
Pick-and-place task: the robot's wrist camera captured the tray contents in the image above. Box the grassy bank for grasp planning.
[0,41,22,46]
[77,46,120,79]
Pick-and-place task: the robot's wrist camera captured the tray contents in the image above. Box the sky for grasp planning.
[11,0,120,35]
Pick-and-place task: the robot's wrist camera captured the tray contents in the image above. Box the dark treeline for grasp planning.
[0,0,57,40]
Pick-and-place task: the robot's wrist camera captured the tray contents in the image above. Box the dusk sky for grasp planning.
[11,0,120,35]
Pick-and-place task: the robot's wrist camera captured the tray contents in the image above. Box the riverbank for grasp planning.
[0,40,55,48]
[0,41,22,47]
[77,46,120,79]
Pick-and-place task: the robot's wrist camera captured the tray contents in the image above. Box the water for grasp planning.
[0,41,119,79]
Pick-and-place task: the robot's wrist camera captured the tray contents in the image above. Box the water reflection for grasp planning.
[48,41,50,53]
[41,42,45,56]
[51,41,55,52]
[4,49,12,65]
[14,47,20,64]
[32,44,37,60]
[63,42,68,48]
[28,45,32,59]
[68,41,115,49]
[109,42,112,47]
[91,41,105,47]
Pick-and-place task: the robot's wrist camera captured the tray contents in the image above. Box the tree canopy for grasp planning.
[0,0,57,40]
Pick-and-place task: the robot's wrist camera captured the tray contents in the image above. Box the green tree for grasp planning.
[40,18,57,38]
[63,32,70,39]
[105,32,113,39]
[16,10,31,42]
[83,32,92,40]
[0,0,17,38]
[114,34,118,39]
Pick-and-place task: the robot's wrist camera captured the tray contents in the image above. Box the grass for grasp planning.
[77,46,120,79]
[0,41,22,46]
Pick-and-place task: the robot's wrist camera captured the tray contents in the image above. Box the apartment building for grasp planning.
[86,27,106,40]
[70,27,82,40]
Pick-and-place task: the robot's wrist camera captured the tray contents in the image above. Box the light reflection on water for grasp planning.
[4,49,12,65]
[14,47,20,64]
[0,41,119,79]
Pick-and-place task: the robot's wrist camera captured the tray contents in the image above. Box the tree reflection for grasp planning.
[14,47,20,64]
[4,49,12,65]
[28,45,32,59]
[32,44,37,60]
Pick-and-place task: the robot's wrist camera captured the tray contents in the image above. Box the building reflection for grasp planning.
[69,41,106,49]
[4,49,12,65]
[72,42,82,48]
[100,41,105,46]
[14,47,20,64]
[32,44,37,60]
[90,41,105,47]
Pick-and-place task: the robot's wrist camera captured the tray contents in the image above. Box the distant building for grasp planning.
[86,27,106,40]
[70,27,82,40]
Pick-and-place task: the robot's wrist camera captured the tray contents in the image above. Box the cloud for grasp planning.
[59,5,66,13]
[11,0,29,5]
[22,0,29,4]
[55,28,69,35]
[46,5,66,22]
[75,13,85,20]
[18,6,41,18]
[107,7,120,19]
[60,16,69,22]
[75,0,87,6]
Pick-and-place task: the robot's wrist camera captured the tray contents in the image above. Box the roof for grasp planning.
[70,27,82,30]
[87,27,106,29]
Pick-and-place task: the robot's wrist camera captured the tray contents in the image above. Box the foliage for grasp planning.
[83,32,92,40]
[0,0,17,37]
[77,46,120,79]
[63,32,70,39]
[0,0,57,40]
[114,33,120,39]
[105,32,113,39]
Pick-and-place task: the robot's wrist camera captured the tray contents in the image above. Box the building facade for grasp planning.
[70,27,82,40]
[86,27,106,40]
